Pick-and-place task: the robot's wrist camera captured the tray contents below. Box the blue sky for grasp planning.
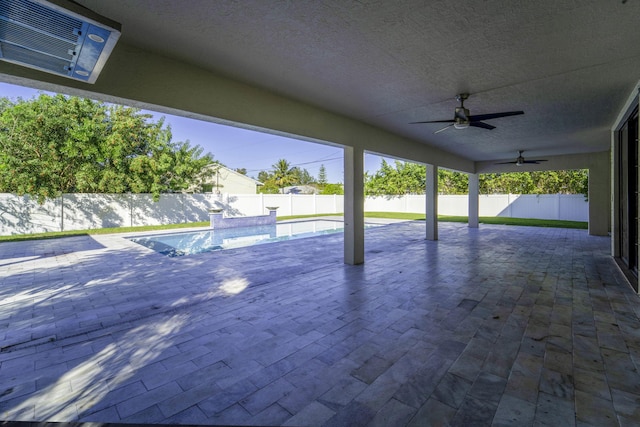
[0,82,386,183]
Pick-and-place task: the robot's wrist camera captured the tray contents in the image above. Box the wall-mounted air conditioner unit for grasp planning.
[0,0,121,83]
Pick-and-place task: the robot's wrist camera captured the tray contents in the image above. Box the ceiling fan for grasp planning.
[410,93,524,134]
[496,150,548,166]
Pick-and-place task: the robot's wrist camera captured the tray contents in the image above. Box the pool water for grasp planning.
[129,220,381,257]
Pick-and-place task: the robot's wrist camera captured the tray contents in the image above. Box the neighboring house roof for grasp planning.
[224,166,263,185]
[283,185,319,194]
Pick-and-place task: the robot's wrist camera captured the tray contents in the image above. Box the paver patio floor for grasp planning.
[0,221,639,426]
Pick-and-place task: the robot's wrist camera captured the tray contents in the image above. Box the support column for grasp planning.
[588,152,611,236]
[468,173,479,228]
[425,164,438,240]
[344,146,365,265]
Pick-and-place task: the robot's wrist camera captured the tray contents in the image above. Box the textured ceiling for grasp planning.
[75,0,640,162]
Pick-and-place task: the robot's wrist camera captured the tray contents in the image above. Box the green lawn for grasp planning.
[438,215,587,229]
[0,212,587,242]
[0,221,209,243]
[364,212,587,229]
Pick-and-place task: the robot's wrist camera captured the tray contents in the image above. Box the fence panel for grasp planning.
[290,195,312,216]
[262,194,290,216]
[438,195,467,216]
[478,194,510,216]
[0,194,60,234]
[559,195,589,221]
[184,194,213,222]
[405,195,425,213]
[132,194,180,226]
[364,196,404,212]
[0,192,589,235]
[64,193,129,230]
[509,195,556,220]
[220,194,262,217]
[315,195,343,214]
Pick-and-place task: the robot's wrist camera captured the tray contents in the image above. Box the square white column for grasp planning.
[468,173,479,228]
[344,146,365,265]
[426,164,438,240]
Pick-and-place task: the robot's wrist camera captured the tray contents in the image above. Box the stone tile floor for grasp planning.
[0,221,639,426]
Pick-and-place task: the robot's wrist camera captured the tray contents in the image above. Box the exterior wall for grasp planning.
[0,192,588,235]
[210,167,259,194]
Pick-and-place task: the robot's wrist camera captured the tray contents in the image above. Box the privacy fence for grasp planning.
[0,193,588,235]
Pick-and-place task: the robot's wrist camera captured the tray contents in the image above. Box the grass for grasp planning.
[438,215,588,229]
[277,213,340,220]
[0,211,587,242]
[0,221,209,243]
[365,212,425,220]
[364,212,587,229]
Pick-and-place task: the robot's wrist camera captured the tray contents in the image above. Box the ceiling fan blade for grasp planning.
[434,124,454,134]
[409,119,455,124]
[469,121,496,130]
[468,111,524,121]
[495,161,517,164]
[522,159,548,164]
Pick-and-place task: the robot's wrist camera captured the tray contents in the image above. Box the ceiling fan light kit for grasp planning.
[410,93,524,134]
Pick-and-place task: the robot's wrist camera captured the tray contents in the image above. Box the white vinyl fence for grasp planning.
[0,193,588,235]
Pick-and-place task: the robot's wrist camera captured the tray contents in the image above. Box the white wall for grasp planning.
[211,167,259,194]
[0,193,588,235]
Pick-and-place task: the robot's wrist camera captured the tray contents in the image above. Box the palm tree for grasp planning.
[272,159,297,193]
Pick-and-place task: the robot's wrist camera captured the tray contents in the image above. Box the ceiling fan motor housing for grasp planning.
[408,92,522,133]
[454,106,470,128]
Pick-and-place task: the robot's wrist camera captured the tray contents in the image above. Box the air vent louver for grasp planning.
[0,0,120,83]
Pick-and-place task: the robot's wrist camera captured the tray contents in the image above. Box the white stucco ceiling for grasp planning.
[70,1,640,162]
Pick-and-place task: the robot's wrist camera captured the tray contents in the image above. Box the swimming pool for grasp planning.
[129,220,381,257]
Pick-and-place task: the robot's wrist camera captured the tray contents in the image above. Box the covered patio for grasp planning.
[1,1,640,425]
[0,222,638,425]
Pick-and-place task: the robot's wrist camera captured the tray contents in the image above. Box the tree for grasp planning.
[257,161,320,193]
[365,159,588,196]
[438,169,468,194]
[271,159,297,193]
[258,181,280,194]
[234,167,247,175]
[0,94,215,202]
[256,170,276,193]
[257,170,271,183]
[318,164,327,185]
[478,170,588,195]
[320,183,343,195]
[292,167,315,185]
[365,160,426,195]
